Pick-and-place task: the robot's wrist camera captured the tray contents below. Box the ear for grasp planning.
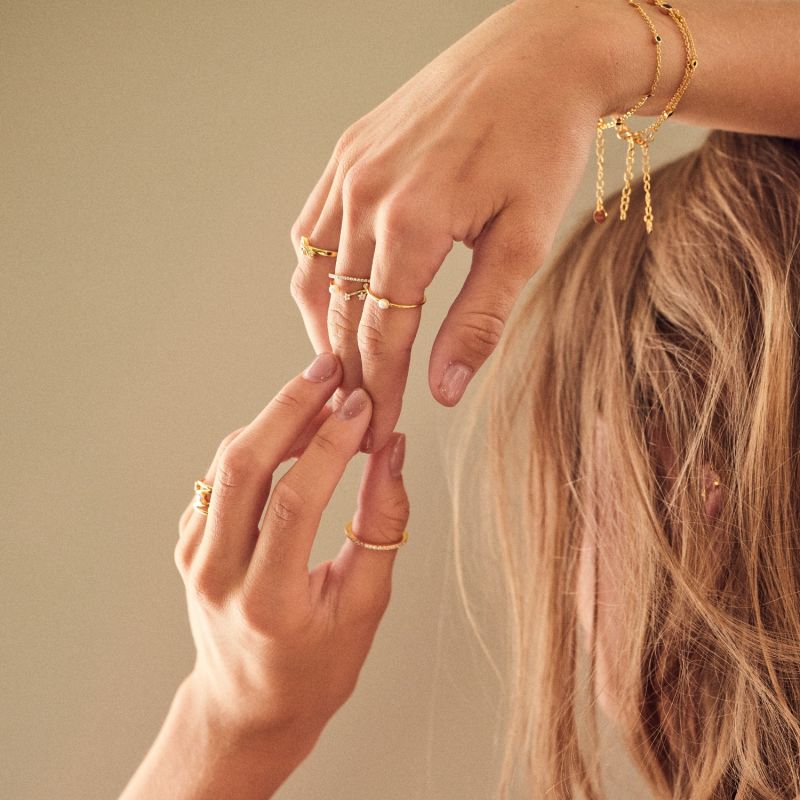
[701,462,723,520]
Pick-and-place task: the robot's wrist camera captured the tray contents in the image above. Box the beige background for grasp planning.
[1,2,708,798]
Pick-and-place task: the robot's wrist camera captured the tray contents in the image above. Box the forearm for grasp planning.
[118,674,320,800]
[597,0,800,138]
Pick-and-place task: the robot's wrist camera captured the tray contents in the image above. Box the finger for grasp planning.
[327,174,376,414]
[428,202,546,406]
[332,432,409,619]
[246,387,373,603]
[358,206,453,453]
[192,352,343,591]
[175,425,245,578]
[284,403,335,460]
[290,160,345,357]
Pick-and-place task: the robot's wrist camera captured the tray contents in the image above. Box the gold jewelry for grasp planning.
[364,283,426,310]
[327,272,371,283]
[299,234,338,259]
[193,478,213,516]
[345,520,409,551]
[700,478,721,503]
[594,0,698,234]
[329,280,368,301]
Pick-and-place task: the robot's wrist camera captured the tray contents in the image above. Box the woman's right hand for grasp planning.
[118,352,410,799]
[175,351,409,742]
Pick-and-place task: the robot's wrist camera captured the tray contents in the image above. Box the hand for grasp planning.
[289,0,618,453]
[174,351,409,746]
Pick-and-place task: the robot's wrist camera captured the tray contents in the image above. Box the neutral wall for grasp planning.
[1,2,708,797]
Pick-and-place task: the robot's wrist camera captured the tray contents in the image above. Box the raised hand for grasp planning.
[121,352,409,799]
[289,0,620,453]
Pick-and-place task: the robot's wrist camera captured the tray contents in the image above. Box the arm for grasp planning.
[119,675,319,800]
[288,0,799,466]
[594,0,800,137]
[119,352,409,798]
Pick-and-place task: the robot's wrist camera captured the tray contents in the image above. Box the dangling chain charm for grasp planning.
[593,0,698,236]
[593,119,608,224]
[619,136,637,221]
[641,140,653,233]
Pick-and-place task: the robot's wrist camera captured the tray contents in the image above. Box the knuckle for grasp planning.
[188,564,226,608]
[370,493,411,535]
[289,266,313,304]
[379,196,421,241]
[173,538,190,576]
[270,389,303,415]
[311,428,341,460]
[289,219,302,248]
[266,480,306,529]
[358,315,412,361]
[177,507,189,535]
[214,427,244,465]
[342,162,380,206]
[457,308,506,360]
[217,444,259,489]
[354,581,392,623]
[333,125,360,170]
[327,303,359,346]
[236,592,270,634]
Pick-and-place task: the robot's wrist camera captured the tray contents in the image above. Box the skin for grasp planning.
[123,1,798,795]
[289,0,800,456]
[575,418,724,722]
[119,352,409,799]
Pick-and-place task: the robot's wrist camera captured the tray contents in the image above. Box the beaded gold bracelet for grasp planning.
[594,0,698,234]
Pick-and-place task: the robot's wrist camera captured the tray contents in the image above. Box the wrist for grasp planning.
[180,671,323,760]
[577,0,693,120]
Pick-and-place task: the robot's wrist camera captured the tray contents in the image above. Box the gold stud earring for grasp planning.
[700,478,721,502]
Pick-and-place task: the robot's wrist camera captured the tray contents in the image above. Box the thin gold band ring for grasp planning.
[364,283,426,310]
[345,520,409,551]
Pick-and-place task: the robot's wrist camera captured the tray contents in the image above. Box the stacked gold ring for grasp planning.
[193,478,213,516]
[364,283,426,310]
[345,520,409,551]
[303,233,426,309]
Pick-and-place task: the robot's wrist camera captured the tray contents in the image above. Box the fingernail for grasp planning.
[439,362,473,404]
[389,433,406,478]
[337,387,369,420]
[303,352,338,382]
[360,428,374,452]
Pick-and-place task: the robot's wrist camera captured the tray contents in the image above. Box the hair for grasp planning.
[449,130,800,799]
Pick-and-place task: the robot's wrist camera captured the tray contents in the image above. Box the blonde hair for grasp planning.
[450,130,800,798]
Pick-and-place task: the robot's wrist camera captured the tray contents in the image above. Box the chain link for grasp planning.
[594,0,698,235]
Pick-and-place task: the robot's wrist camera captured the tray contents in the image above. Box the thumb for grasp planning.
[428,202,547,406]
[333,432,410,619]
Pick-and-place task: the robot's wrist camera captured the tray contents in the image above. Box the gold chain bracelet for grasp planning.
[594,0,698,235]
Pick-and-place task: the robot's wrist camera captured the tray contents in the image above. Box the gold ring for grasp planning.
[300,234,338,259]
[345,520,408,551]
[327,272,371,283]
[329,280,368,301]
[193,478,212,515]
[364,283,426,310]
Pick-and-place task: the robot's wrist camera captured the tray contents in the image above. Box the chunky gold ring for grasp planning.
[345,520,409,551]
[193,478,213,516]
[300,234,338,259]
[364,283,426,310]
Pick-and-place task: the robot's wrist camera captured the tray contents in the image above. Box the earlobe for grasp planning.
[701,462,723,520]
